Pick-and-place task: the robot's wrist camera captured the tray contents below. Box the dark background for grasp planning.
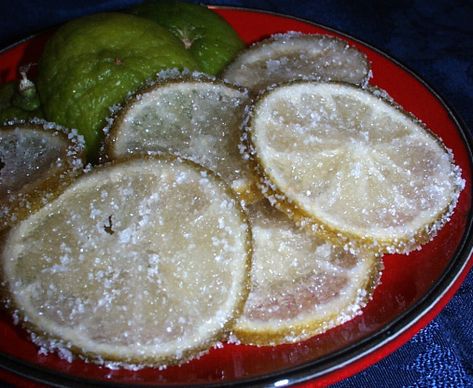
[1,1,472,386]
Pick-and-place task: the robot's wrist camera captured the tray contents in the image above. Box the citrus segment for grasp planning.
[1,157,250,365]
[37,12,199,158]
[233,200,381,345]
[223,32,370,92]
[0,120,84,231]
[107,78,259,202]
[247,82,464,253]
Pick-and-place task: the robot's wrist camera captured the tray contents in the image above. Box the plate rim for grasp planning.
[0,5,472,387]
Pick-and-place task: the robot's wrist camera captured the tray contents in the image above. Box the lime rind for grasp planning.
[130,0,245,75]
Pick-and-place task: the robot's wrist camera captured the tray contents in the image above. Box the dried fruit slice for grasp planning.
[0,120,85,231]
[106,78,260,202]
[233,200,381,345]
[222,32,370,92]
[1,156,250,366]
[246,82,464,253]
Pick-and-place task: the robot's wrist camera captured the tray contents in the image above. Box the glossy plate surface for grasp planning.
[0,7,472,387]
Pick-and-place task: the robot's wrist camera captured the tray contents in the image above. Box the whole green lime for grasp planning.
[130,0,245,75]
[37,12,199,158]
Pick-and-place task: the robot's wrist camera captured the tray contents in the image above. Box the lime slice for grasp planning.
[233,200,381,345]
[1,156,250,366]
[106,77,259,202]
[223,32,370,92]
[0,120,85,231]
[246,82,464,253]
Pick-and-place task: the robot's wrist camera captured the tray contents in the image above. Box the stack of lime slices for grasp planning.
[0,2,465,369]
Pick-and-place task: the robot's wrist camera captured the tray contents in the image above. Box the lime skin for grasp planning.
[130,0,245,75]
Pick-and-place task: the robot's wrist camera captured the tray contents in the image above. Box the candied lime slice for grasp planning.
[1,156,250,366]
[246,82,464,253]
[106,78,260,202]
[223,32,370,92]
[233,200,381,345]
[0,120,85,231]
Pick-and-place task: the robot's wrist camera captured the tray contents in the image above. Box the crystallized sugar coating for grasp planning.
[0,120,85,230]
[233,200,381,345]
[1,157,250,367]
[223,32,371,92]
[247,82,465,253]
[107,78,259,201]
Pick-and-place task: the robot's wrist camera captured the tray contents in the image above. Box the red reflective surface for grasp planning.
[0,7,471,387]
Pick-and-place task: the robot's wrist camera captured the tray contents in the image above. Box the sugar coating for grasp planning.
[109,79,256,198]
[102,69,205,134]
[248,82,465,252]
[223,32,371,92]
[1,158,249,366]
[0,120,85,229]
[233,200,380,344]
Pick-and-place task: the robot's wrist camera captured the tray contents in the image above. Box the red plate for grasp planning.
[0,7,472,387]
